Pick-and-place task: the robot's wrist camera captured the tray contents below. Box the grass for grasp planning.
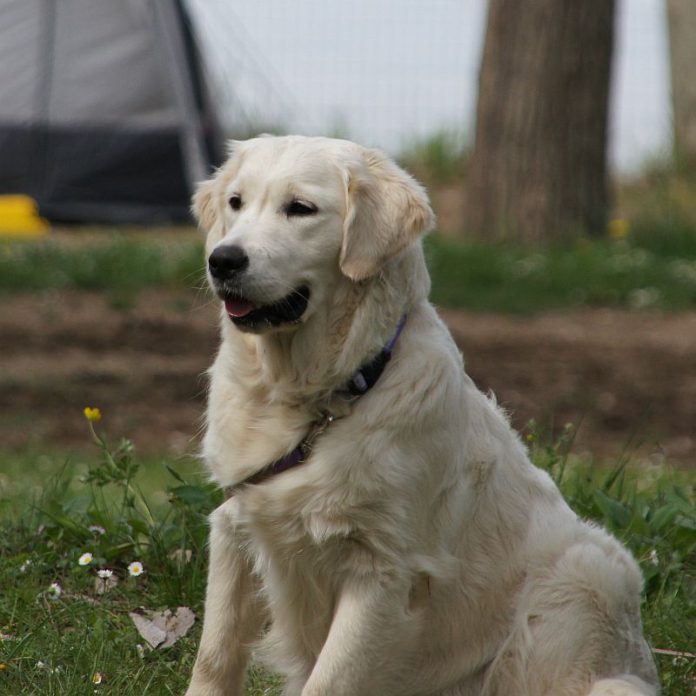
[0,419,693,694]
[425,233,696,313]
[2,220,696,314]
[0,230,205,309]
[0,449,203,520]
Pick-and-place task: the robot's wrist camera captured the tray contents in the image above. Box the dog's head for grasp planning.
[193,135,434,333]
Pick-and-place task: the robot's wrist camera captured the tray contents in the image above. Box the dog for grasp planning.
[185,135,659,696]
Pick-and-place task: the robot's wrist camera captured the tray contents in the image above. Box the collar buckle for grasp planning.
[300,411,335,458]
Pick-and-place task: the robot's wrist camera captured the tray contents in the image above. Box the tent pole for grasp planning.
[148,0,209,189]
[34,0,58,206]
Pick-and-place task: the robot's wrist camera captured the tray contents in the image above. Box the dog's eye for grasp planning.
[229,195,242,211]
[286,200,317,217]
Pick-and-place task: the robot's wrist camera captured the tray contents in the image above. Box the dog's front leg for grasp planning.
[301,572,414,696]
[186,500,265,696]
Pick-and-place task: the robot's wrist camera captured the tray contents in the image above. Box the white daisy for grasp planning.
[127,561,144,577]
[47,583,62,599]
[97,569,113,579]
[78,552,93,566]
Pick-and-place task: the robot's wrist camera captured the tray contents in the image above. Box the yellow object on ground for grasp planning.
[0,195,50,238]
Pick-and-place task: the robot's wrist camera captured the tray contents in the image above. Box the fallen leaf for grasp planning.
[129,607,195,649]
[168,548,193,569]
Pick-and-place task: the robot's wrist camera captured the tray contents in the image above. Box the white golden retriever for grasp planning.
[186,136,658,696]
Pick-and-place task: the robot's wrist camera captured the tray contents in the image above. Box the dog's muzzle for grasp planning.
[208,245,310,330]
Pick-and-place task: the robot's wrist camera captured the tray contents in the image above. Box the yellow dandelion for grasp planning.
[83,407,102,422]
[0,663,7,671]
[608,218,630,239]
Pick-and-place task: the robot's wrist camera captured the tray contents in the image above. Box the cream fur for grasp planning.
[185,136,659,696]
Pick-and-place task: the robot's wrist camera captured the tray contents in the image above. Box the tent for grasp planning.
[0,0,224,224]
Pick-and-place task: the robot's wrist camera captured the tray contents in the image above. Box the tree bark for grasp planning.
[667,0,696,168]
[464,0,615,243]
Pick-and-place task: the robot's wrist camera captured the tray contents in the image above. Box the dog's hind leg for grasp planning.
[186,499,266,696]
[484,540,658,696]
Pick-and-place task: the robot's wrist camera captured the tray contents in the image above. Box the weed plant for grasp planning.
[399,129,469,185]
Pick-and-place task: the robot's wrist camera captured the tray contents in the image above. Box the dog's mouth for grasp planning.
[222,286,311,330]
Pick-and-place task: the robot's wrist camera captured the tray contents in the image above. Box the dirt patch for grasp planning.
[440,309,696,465]
[1,289,694,465]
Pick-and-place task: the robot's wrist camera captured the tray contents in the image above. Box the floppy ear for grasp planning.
[340,149,435,281]
[191,178,218,232]
[192,140,241,232]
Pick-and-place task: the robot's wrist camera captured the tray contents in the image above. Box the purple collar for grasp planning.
[233,314,408,490]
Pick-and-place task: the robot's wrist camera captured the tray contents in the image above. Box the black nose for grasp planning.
[208,245,249,279]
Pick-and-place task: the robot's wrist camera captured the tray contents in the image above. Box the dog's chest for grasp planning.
[227,429,376,582]
[234,469,359,553]
[233,478,362,646]
[204,382,314,488]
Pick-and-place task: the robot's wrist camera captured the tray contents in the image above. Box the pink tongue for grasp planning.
[224,297,255,318]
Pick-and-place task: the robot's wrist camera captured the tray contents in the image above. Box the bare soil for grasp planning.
[1,289,694,466]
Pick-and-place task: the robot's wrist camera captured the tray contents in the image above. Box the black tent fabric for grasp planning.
[0,0,224,224]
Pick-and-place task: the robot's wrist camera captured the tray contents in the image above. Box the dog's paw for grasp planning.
[586,676,657,696]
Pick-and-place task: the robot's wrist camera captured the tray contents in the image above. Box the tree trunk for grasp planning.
[464,0,615,243]
[667,0,696,168]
